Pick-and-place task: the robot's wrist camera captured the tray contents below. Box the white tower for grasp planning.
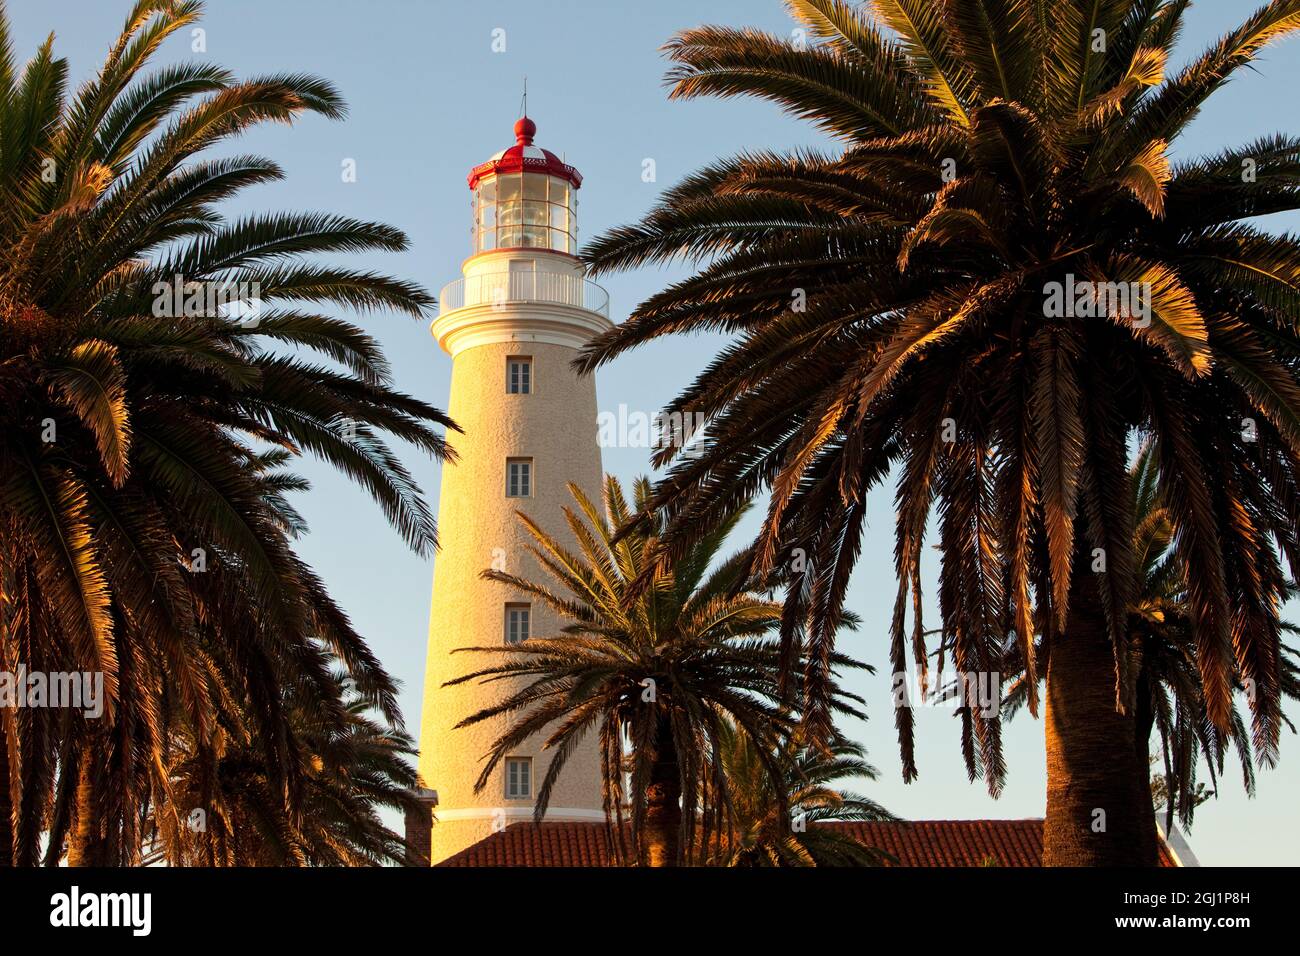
[417,117,609,864]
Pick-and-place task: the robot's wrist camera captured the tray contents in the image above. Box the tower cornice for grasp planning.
[431,300,613,356]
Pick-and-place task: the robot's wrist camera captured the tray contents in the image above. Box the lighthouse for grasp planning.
[416,116,610,864]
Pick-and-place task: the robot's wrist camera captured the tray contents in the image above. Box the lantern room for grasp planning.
[468,117,582,256]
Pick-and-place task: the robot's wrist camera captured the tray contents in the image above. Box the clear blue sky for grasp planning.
[12,0,1299,865]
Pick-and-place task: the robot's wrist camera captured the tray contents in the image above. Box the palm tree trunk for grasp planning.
[1042,566,1158,866]
[0,580,11,868]
[67,757,103,867]
[0,720,12,867]
[1133,662,1160,862]
[643,716,681,867]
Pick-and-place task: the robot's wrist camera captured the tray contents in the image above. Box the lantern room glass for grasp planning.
[475,173,576,254]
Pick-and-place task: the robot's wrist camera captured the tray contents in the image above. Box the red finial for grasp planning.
[514,116,537,145]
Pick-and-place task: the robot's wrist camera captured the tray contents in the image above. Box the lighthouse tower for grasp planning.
[417,117,610,864]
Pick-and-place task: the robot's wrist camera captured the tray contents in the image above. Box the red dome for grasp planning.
[468,117,582,190]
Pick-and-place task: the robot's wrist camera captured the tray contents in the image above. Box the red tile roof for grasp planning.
[438,819,1179,867]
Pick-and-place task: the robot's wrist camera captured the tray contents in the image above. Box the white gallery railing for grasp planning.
[439,272,610,318]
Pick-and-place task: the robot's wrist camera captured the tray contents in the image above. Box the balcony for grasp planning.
[438,271,610,319]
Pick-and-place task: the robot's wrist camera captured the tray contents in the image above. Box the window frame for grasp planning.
[507,356,532,394]
[504,602,531,645]
[505,757,533,800]
[506,457,533,498]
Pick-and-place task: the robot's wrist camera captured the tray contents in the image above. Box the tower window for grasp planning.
[505,603,531,644]
[505,757,532,799]
[507,357,532,394]
[506,458,532,498]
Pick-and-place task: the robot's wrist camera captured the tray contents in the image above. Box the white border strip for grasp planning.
[434,806,606,822]
[1156,818,1201,867]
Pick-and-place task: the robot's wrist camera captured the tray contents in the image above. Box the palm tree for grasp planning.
[1006,439,1300,834]
[146,670,424,867]
[713,721,894,866]
[446,475,868,866]
[0,0,454,865]
[1149,758,1212,825]
[576,0,1300,864]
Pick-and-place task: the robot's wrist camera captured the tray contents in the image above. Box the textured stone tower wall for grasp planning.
[418,337,606,864]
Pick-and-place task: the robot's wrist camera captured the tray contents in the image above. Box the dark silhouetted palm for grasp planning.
[447,475,867,866]
[713,721,893,866]
[577,0,1300,864]
[148,670,424,866]
[1006,439,1300,832]
[0,0,453,865]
